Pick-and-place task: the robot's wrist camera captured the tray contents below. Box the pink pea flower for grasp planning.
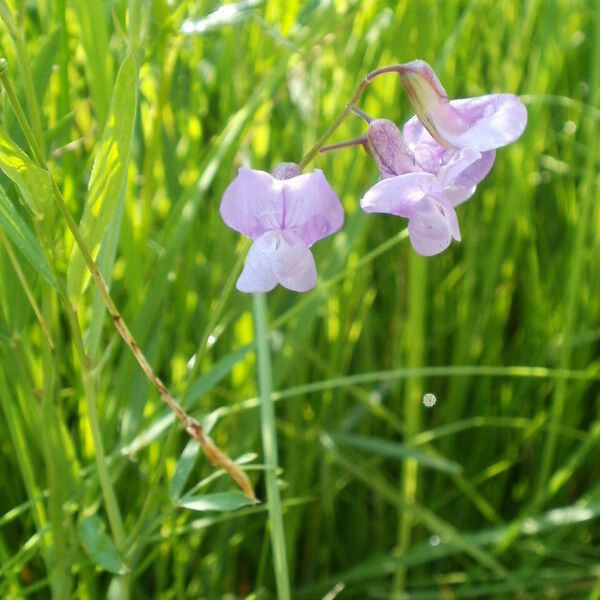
[398,59,527,152]
[360,119,482,256]
[402,117,496,206]
[220,163,344,293]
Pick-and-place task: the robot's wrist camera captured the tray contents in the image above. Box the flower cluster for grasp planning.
[220,60,527,292]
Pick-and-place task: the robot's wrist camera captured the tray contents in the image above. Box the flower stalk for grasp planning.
[252,292,291,600]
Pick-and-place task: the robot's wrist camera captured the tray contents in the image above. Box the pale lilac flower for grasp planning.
[361,119,482,256]
[398,60,527,152]
[220,165,344,293]
[402,117,496,205]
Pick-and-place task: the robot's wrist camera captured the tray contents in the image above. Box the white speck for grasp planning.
[207,334,217,348]
[270,330,284,351]
[186,354,196,370]
[369,391,382,405]
[429,534,441,546]
[423,393,437,407]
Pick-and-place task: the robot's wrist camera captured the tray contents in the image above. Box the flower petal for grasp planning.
[398,60,527,151]
[444,185,476,207]
[438,94,528,151]
[236,232,279,293]
[437,147,481,185]
[403,117,494,186]
[220,168,283,239]
[236,230,318,293]
[452,150,496,188]
[360,172,438,218]
[281,170,344,246]
[403,117,495,197]
[407,197,459,256]
[403,116,447,174]
[272,231,317,292]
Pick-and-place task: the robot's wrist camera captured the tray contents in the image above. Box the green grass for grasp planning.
[0,0,599,598]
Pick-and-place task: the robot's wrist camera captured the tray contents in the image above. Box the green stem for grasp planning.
[0,56,253,500]
[0,1,44,150]
[298,64,405,169]
[252,293,291,600]
[39,338,72,599]
[68,311,127,548]
[0,231,53,347]
[393,253,426,597]
[0,58,128,578]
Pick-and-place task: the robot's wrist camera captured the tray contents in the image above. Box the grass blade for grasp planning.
[67,53,137,302]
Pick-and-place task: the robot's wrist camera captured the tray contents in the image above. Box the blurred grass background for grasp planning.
[0,0,599,598]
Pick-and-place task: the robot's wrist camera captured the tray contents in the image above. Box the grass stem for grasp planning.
[252,293,291,600]
[0,57,254,500]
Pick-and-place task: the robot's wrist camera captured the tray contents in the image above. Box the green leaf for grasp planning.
[0,128,53,216]
[121,344,254,457]
[328,431,463,475]
[169,439,200,500]
[7,28,62,148]
[70,0,113,125]
[77,515,128,575]
[176,492,255,512]
[185,343,254,406]
[67,53,137,302]
[0,185,56,288]
[30,28,62,108]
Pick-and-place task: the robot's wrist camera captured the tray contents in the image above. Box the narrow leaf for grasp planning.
[70,0,113,125]
[0,128,53,215]
[67,53,137,302]
[8,28,62,147]
[185,343,254,406]
[328,431,462,474]
[31,28,62,108]
[77,515,127,575]
[176,492,255,512]
[0,185,56,288]
[121,345,254,456]
[169,439,200,500]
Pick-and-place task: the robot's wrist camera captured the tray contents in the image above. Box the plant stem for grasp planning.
[298,64,405,169]
[0,1,44,150]
[0,231,54,348]
[0,58,254,500]
[252,293,291,600]
[393,253,426,597]
[320,135,368,154]
[0,49,129,571]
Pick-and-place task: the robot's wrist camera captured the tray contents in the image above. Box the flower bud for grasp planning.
[397,60,456,149]
[366,119,418,179]
[271,162,302,180]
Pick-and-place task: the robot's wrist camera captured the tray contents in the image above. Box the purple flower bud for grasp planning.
[366,119,419,179]
[220,167,344,293]
[398,59,527,152]
[271,162,302,180]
